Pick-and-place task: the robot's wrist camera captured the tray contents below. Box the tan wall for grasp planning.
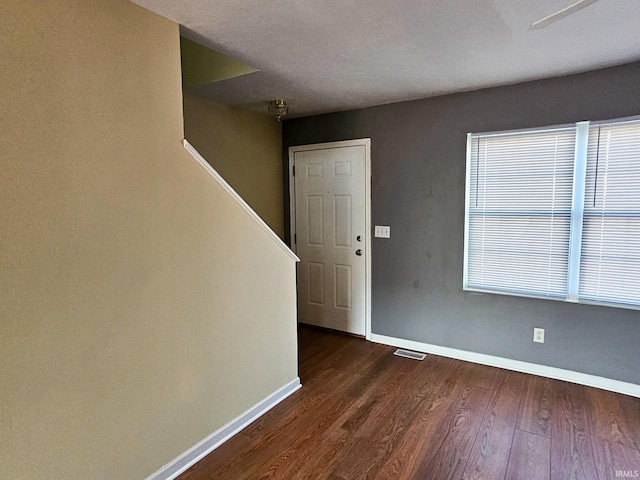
[183,94,285,238]
[0,1,298,479]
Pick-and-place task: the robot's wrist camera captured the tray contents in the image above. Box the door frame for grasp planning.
[288,139,372,340]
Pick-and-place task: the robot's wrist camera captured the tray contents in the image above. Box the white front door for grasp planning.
[290,140,370,336]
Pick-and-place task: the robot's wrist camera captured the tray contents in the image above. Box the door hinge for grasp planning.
[292,165,295,176]
[294,233,297,244]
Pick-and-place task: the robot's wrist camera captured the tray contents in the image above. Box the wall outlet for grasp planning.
[533,328,545,343]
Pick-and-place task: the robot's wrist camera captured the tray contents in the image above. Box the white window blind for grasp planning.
[465,127,576,297]
[580,119,640,305]
[465,116,640,310]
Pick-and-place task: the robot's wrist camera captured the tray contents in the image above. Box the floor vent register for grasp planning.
[393,349,427,361]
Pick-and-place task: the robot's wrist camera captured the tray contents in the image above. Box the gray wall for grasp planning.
[283,61,640,385]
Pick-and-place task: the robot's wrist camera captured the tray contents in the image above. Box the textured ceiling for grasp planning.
[132,0,640,118]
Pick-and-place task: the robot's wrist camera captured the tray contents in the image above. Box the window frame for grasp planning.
[463,115,640,312]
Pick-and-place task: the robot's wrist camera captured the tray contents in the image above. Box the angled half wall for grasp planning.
[1,1,298,479]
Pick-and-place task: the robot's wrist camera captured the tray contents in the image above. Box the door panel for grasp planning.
[307,196,324,245]
[334,196,352,247]
[308,262,325,305]
[293,144,367,335]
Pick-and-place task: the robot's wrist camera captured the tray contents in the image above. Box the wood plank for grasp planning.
[591,436,640,480]
[373,360,464,480]
[178,336,390,479]
[237,348,415,479]
[505,430,550,480]
[297,326,355,376]
[462,361,504,390]
[244,335,387,441]
[587,387,637,448]
[330,356,446,479]
[517,374,553,437]
[270,358,419,479]
[433,357,474,399]
[411,385,492,480]
[550,380,599,480]
[218,353,396,479]
[462,370,525,480]
[177,432,255,480]
[177,326,640,480]
[617,393,640,452]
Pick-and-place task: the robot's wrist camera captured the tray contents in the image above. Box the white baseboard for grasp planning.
[146,377,302,480]
[371,333,640,398]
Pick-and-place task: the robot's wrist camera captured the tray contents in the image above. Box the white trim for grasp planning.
[463,118,640,312]
[183,139,299,263]
[463,132,472,290]
[469,123,576,138]
[288,154,297,253]
[288,139,372,340]
[364,140,372,341]
[567,121,589,301]
[370,333,640,398]
[591,114,640,127]
[463,284,640,312]
[145,377,302,480]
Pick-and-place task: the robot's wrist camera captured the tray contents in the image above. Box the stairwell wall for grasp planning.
[0,1,298,479]
[183,94,285,239]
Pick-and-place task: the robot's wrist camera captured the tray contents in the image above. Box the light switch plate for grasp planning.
[375,225,390,238]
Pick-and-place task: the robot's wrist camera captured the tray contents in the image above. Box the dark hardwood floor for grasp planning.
[178,325,640,480]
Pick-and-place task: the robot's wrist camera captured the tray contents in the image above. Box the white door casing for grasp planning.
[289,139,371,337]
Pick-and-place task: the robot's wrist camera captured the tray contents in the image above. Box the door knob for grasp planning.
[356,235,362,242]
[355,249,363,256]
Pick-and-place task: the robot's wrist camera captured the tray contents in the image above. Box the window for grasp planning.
[464,116,640,309]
